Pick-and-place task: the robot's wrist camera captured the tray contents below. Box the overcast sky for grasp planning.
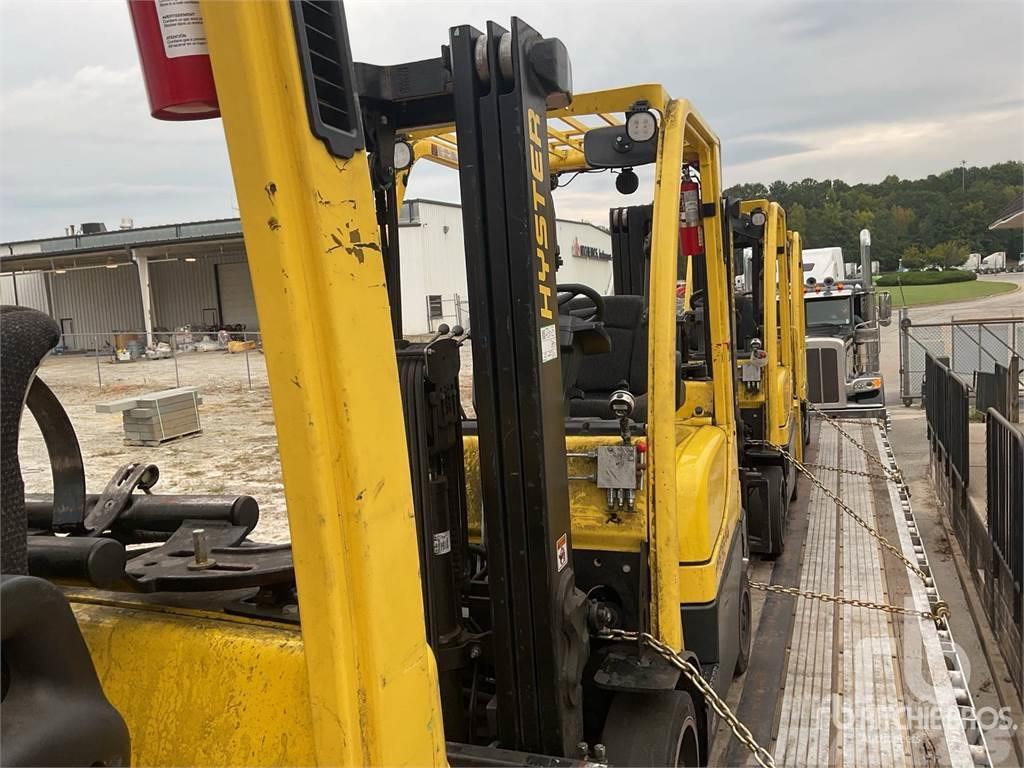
[1,0,1021,241]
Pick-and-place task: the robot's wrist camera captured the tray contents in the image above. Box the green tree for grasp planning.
[724,161,1023,272]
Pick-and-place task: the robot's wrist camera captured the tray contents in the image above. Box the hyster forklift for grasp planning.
[730,200,804,556]
[0,2,760,767]
[787,228,811,450]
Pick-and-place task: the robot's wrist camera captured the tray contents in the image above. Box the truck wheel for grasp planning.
[602,690,702,767]
[763,466,786,558]
[734,579,752,678]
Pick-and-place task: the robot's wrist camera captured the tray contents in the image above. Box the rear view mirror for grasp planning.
[583,125,657,169]
[877,291,892,326]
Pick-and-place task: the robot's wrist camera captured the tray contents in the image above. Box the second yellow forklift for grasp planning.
[731,200,806,555]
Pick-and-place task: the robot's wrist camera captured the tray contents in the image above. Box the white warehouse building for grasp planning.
[0,199,613,344]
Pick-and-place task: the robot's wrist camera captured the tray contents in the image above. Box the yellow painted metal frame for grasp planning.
[788,230,807,460]
[411,85,740,651]
[68,2,446,765]
[736,200,795,452]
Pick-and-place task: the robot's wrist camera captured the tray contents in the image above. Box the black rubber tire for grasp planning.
[734,579,752,678]
[763,465,786,558]
[602,689,702,767]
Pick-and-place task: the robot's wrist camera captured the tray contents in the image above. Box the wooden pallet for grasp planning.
[123,429,203,448]
[96,387,203,445]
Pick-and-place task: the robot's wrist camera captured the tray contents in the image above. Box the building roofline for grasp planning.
[405,197,611,235]
[3,198,614,270]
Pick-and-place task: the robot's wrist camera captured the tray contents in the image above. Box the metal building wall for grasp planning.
[149,251,247,330]
[50,265,145,349]
[397,201,613,335]
[0,272,50,312]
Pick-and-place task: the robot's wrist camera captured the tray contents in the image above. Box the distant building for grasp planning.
[0,199,613,343]
[989,192,1023,230]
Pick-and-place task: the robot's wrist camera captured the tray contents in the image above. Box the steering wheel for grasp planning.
[557,283,606,323]
[688,288,706,309]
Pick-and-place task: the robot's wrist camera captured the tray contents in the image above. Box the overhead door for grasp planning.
[216,262,260,330]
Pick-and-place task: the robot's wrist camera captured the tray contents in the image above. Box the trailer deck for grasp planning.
[720,417,991,767]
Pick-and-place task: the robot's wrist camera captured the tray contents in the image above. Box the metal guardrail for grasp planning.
[926,348,1024,700]
[925,353,970,488]
[987,407,1024,693]
[976,357,1021,422]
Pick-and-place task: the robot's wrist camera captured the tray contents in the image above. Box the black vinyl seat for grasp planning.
[734,293,758,353]
[566,296,649,421]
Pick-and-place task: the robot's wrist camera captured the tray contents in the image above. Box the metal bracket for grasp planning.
[83,463,159,536]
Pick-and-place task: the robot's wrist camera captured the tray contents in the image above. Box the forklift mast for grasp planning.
[449,21,587,756]
[355,17,588,756]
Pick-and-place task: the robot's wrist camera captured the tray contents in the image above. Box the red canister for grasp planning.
[127,0,219,120]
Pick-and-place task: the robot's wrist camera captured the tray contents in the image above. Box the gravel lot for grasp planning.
[20,350,290,542]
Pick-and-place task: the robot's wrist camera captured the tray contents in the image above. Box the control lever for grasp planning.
[608,389,635,445]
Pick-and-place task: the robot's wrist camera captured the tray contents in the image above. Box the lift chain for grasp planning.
[749,581,950,628]
[802,398,907,490]
[600,628,776,768]
[801,463,889,481]
[749,439,930,584]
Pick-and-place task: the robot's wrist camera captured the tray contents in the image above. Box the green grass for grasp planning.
[885,280,1018,307]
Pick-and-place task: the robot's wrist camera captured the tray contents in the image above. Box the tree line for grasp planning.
[725,161,1023,271]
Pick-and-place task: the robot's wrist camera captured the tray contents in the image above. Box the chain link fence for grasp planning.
[43,330,267,391]
[899,311,1024,408]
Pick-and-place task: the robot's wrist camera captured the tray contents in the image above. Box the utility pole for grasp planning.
[961,160,966,191]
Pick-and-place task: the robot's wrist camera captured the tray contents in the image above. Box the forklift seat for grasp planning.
[734,293,758,353]
[567,295,648,421]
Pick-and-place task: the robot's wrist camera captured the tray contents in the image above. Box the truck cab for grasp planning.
[802,231,891,415]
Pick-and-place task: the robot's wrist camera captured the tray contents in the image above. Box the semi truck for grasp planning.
[802,230,892,415]
[980,251,1007,274]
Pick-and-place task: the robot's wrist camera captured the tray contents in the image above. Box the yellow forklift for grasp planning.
[730,200,803,556]
[1,3,763,767]
[788,229,811,450]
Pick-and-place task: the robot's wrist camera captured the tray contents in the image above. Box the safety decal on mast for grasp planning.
[540,323,558,363]
[556,533,569,572]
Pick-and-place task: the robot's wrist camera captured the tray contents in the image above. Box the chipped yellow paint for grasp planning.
[71,598,315,766]
[181,2,445,765]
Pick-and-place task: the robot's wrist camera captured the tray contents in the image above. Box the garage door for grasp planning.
[216,262,260,330]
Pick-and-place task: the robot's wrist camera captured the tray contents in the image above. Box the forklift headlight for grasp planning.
[750,209,767,227]
[394,140,414,171]
[625,110,657,143]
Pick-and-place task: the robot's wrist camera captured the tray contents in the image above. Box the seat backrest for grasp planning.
[1,306,60,575]
[734,292,758,353]
[572,296,647,395]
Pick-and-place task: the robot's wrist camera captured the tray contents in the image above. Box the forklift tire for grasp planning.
[734,579,752,678]
[602,690,702,767]
[763,465,786,558]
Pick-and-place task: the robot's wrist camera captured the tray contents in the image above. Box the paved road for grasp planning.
[879,272,1024,405]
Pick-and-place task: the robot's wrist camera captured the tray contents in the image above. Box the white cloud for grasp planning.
[1,0,1021,241]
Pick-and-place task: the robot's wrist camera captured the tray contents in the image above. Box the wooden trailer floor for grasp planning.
[717,418,991,767]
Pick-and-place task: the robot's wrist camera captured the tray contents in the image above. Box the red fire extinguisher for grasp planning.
[127,0,219,120]
[679,167,704,257]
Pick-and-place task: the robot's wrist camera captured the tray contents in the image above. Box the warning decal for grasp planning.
[556,533,569,572]
[156,0,209,59]
[540,323,558,364]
